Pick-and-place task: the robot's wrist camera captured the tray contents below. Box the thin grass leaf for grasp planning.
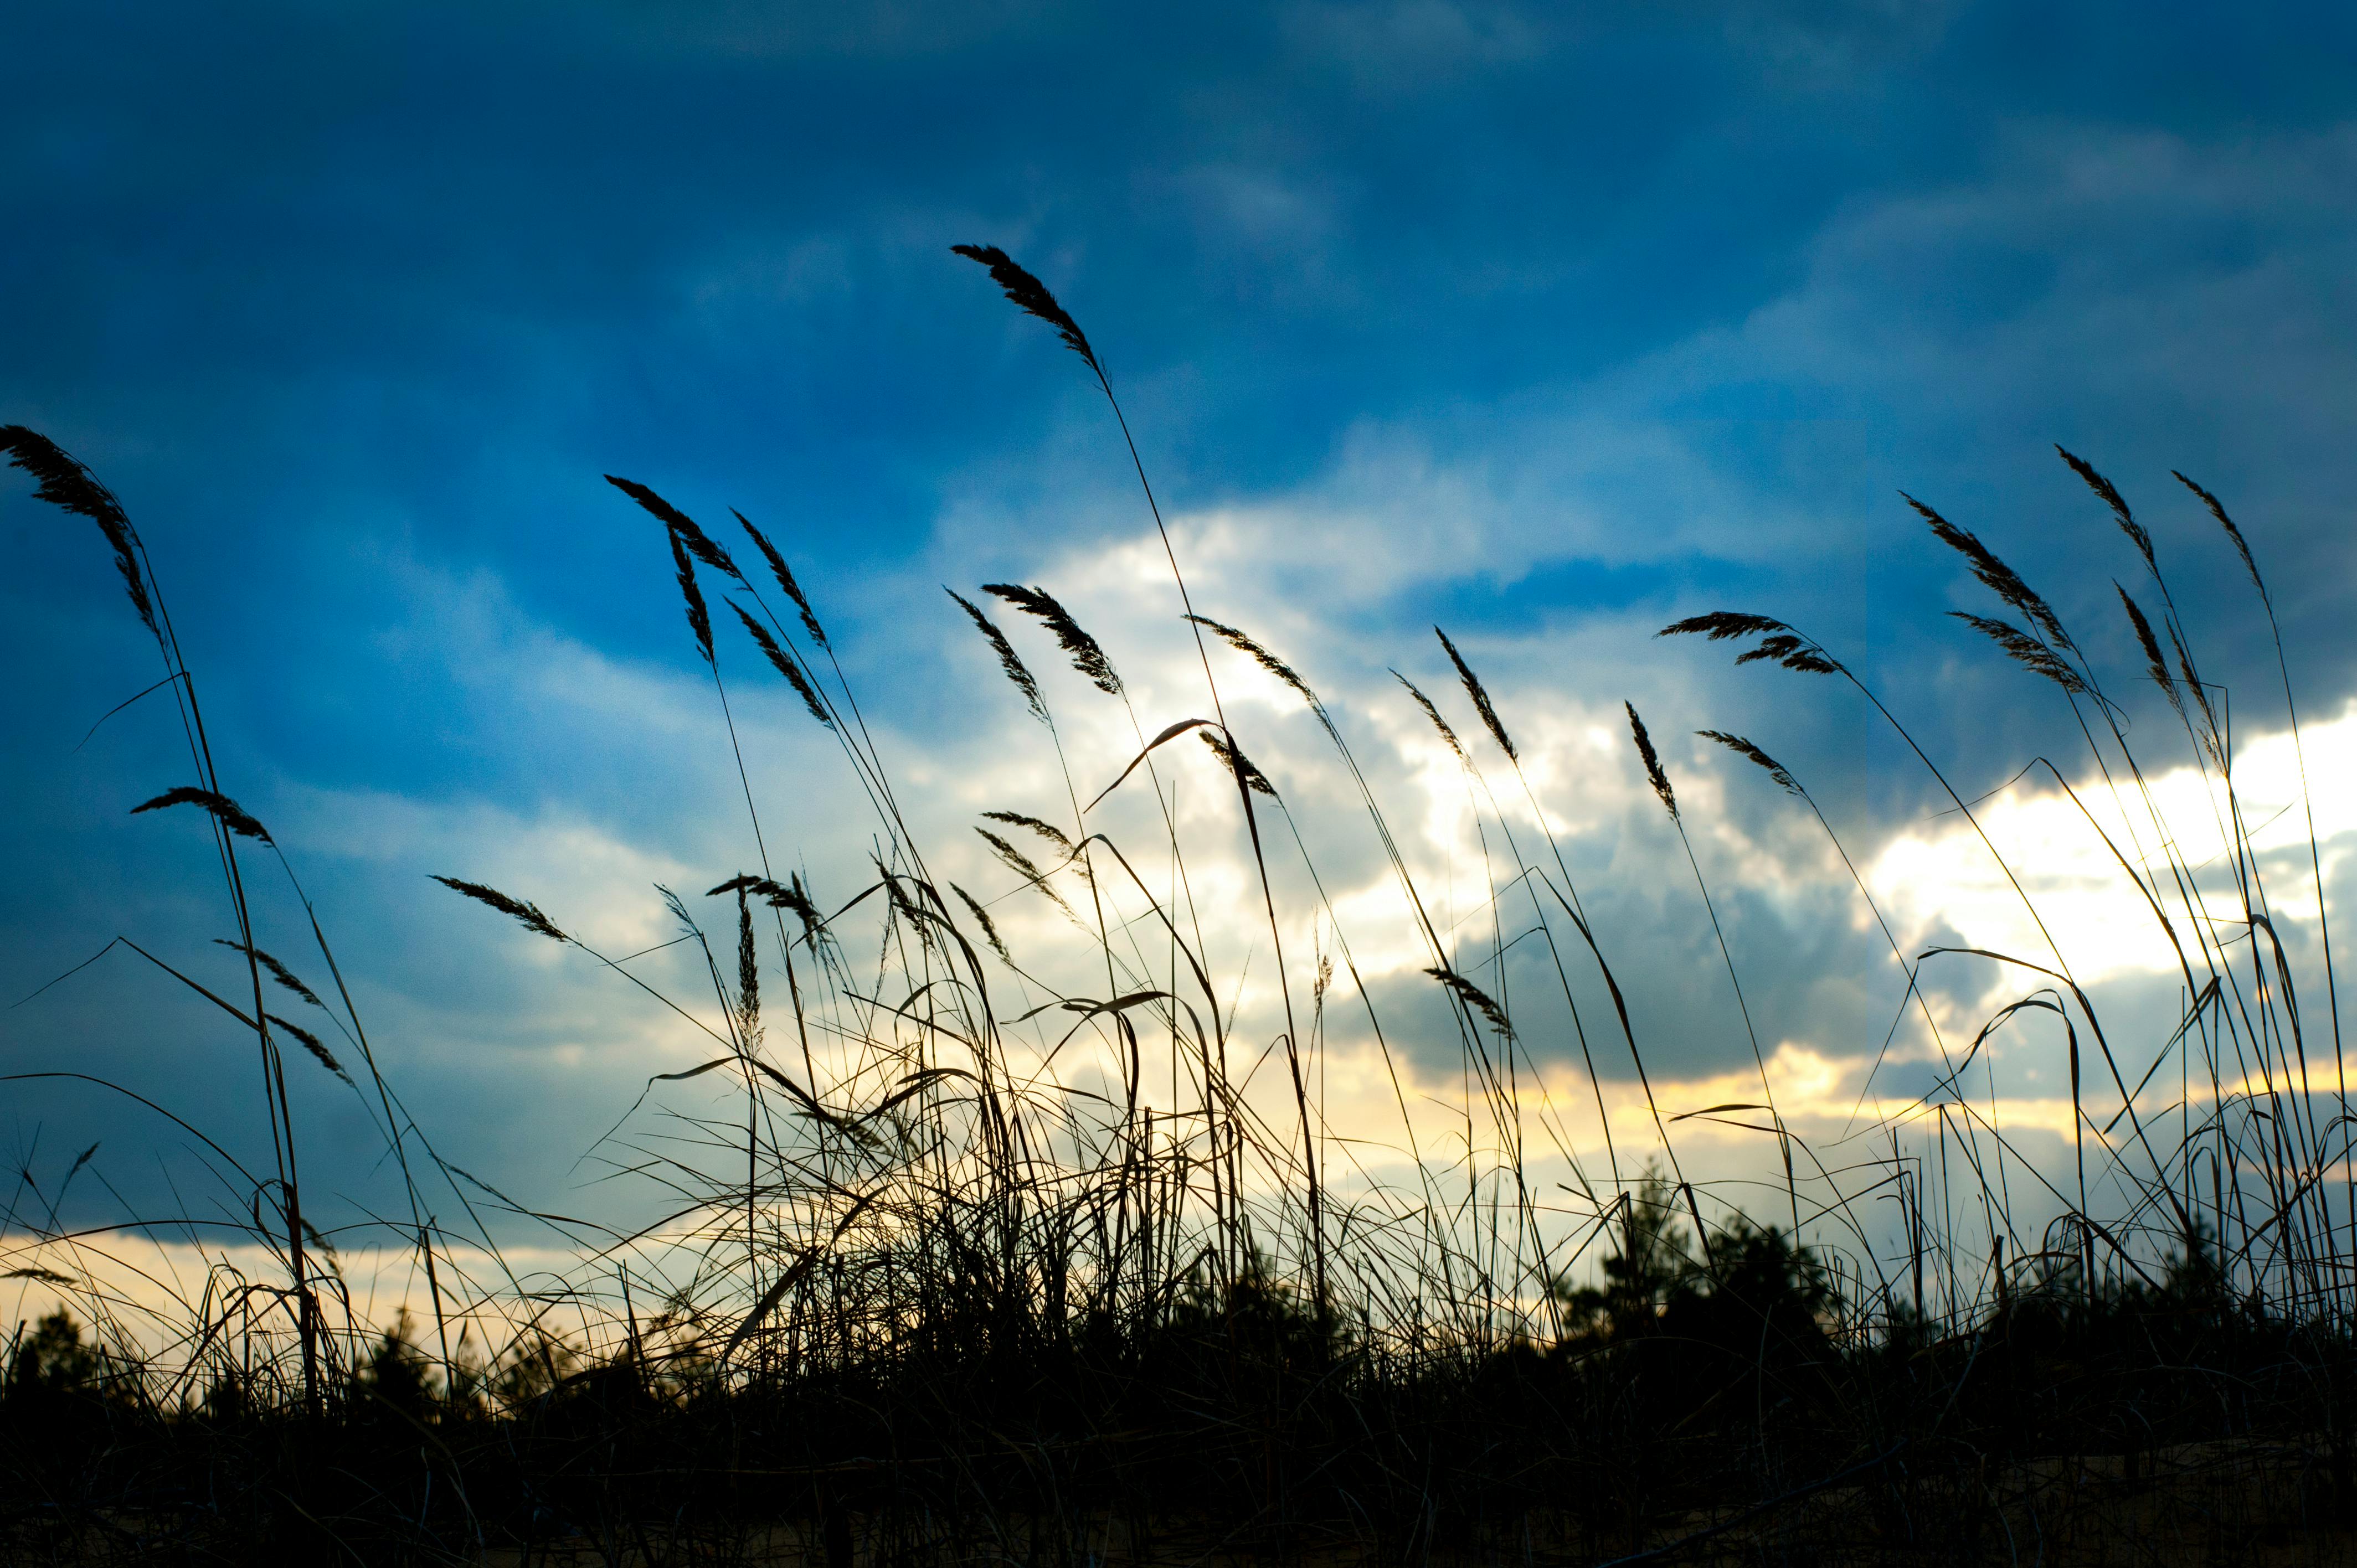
[213,940,324,1008]
[1696,731,1801,797]
[728,601,833,728]
[131,787,272,844]
[1,425,155,634]
[1,1267,76,1286]
[430,875,568,943]
[1427,966,1514,1039]
[984,582,1123,696]
[1393,672,1467,761]
[1625,703,1678,819]
[2173,471,2269,609]
[734,509,828,648]
[1434,627,1516,761]
[267,1012,351,1085]
[1200,727,1278,798]
[1086,717,1216,809]
[950,244,1100,375]
[2057,446,2152,571]
[950,882,1012,964]
[948,590,1047,724]
[1949,612,2089,694]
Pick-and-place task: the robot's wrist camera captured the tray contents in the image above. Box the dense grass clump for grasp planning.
[4,254,2355,1564]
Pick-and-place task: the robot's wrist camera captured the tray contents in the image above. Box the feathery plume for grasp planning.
[1185,614,1327,717]
[1427,966,1514,1039]
[2112,587,2178,703]
[1201,727,1279,798]
[268,1013,350,1085]
[734,889,760,1052]
[1625,703,1678,819]
[430,875,567,943]
[1903,492,2075,651]
[981,811,1074,854]
[976,828,1074,916]
[2057,446,2152,571]
[131,787,272,844]
[728,602,833,728]
[605,476,743,582]
[1696,730,1801,796]
[670,528,715,666]
[2114,585,2183,715]
[950,883,1012,965]
[948,590,1047,723]
[734,510,828,647]
[2172,472,2268,608]
[214,940,324,1008]
[1,425,156,635]
[1435,628,1516,761]
[984,583,1123,696]
[1659,612,1843,675]
[1394,672,1467,761]
[1949,612,2088,694]
[950,244,1100,376]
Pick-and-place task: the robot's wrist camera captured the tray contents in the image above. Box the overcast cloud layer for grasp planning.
[6,0,2356,1250]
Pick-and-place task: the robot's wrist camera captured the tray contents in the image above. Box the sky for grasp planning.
[5,0,2357,1308]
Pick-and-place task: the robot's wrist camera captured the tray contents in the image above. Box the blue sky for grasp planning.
[6,1,2357,1263]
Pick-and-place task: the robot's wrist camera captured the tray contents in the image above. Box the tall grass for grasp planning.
[1,257,2353,1564]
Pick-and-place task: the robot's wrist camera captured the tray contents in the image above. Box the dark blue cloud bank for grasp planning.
[6,0,2355,1239]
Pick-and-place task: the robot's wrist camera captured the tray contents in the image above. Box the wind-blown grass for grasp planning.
[2,265,2354,1564]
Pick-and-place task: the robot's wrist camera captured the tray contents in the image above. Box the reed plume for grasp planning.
[1625,702,1677,819]
[1657,612,1843,675]
[1435,627,1516,760]
[430,875,568,942]
[1393,672,1468,761]
[0,425,155,634]
[2057,445,2152,570]
[734,510,829,648]
[267,1013,351,1085]
[606,475,745,583]
[668,529,716,666]
[2173,471,2268,607]
[1186,613,1325,715]
[981,810,1075,854]
[1426,965,1513,1039]
[728,601,833,728]
[950,882,1012,964]
[1904,492,2076,651]
[213,940,325,1008]
[130,787,273,844]
[1695,730,1800,797]
[1948,611,2089,693]
[975,828,1075,916]
[984,582,1123,696]
[1200,726,1278,798]
[948,590,1047,723]
[734,889,761,1052]
[950,244,1101,378]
